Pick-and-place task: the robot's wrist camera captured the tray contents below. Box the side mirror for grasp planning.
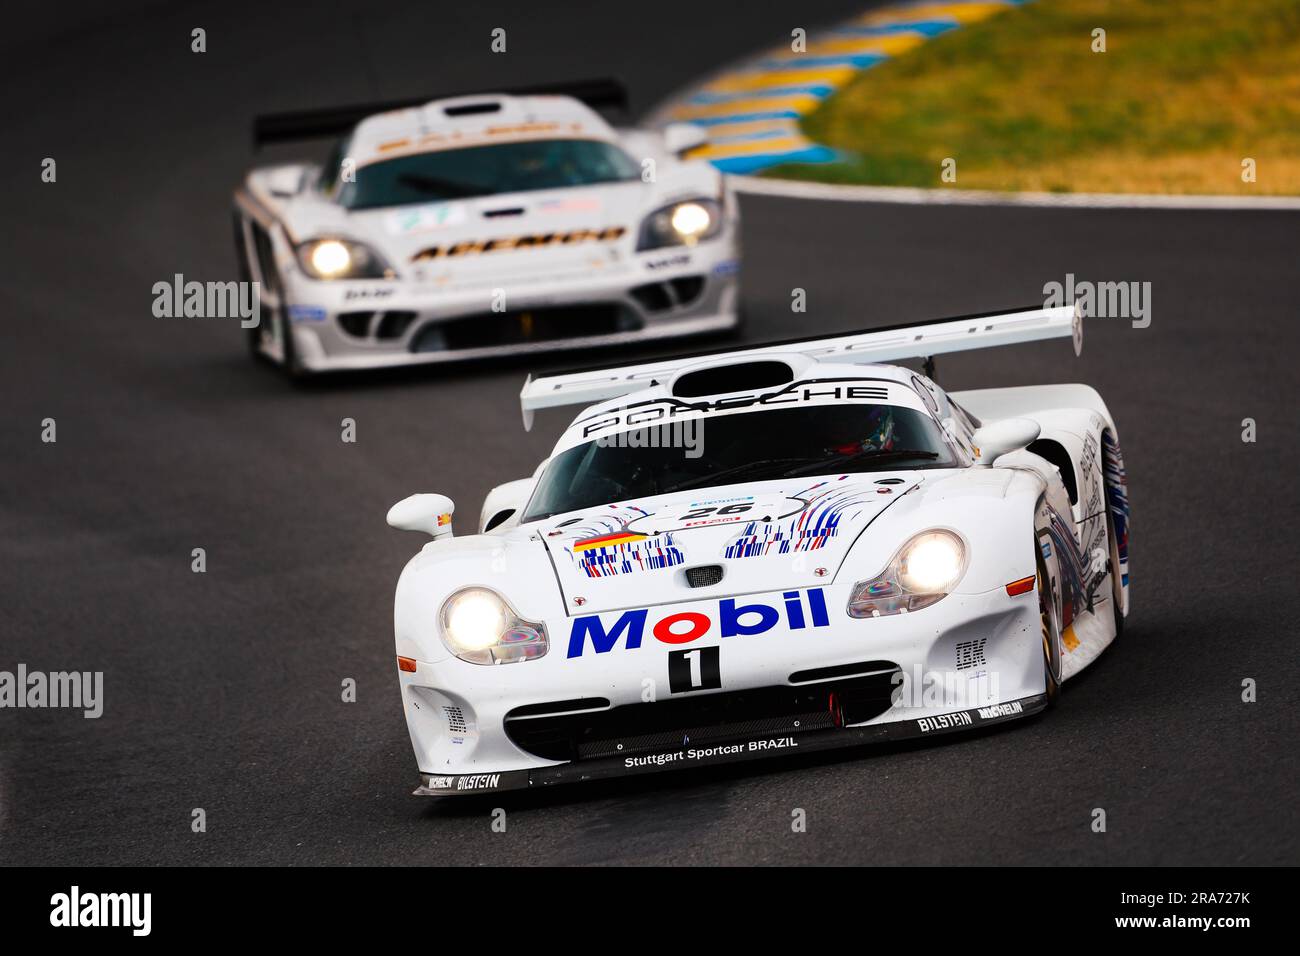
[663,122,708,158]
[266,166,304,198]
[387,494,455,538]
[971,418,1041,466]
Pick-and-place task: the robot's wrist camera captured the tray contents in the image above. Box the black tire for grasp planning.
[245,313,265,360]
[1106,504,1125,640]
[277,304,308,380]
[1037,542,1062,707]
[234,215,307,379]
[233,215,265,361]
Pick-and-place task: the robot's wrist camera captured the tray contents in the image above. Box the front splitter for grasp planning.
[412,693,1048,796]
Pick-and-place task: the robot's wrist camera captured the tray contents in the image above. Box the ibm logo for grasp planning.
[955,638,987,671]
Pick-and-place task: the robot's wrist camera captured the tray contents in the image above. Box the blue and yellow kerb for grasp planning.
[652,1,1030,174]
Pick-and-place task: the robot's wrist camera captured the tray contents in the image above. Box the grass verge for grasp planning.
[767,0,1300,194]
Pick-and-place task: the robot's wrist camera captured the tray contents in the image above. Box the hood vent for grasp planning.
[685,565,724,588]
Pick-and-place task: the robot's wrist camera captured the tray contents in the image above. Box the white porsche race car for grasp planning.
[233,80,739,377]
[387,304,1131,796]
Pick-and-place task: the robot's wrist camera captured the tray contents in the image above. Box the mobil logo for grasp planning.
[567,588,830,659]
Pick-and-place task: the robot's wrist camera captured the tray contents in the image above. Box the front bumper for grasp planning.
[400,583,1048,796]
[282,247,741,372]
[413,692,1048,795]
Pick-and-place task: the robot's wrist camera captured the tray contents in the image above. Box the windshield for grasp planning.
[523,403,959,522]
[337,139,640,209]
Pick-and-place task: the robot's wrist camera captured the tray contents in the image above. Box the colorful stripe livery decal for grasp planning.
[550,506,685,578]
[725,480,876,557]
[576,533,685,578]
[572,531,649,552]
[1102,431,1130,587]
[648,1,1030,174]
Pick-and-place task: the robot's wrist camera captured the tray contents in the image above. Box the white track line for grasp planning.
[730,175,1300,210]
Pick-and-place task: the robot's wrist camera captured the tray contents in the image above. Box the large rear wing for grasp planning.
[252,77,629,148]
[519,303,1082,429]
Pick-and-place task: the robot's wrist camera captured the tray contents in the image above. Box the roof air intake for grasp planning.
[444,101,503,117]
[671,360,794,398]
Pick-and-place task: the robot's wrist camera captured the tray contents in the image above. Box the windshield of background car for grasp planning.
[522,403,959,522]
[336,139,640,209]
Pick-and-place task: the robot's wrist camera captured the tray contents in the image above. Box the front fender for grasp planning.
[394,535,564,664]
[835,468,1046,597]
[479,478,534,533]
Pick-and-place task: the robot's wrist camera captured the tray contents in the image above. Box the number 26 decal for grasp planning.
[679,504,752,521]
[669,646,721,693]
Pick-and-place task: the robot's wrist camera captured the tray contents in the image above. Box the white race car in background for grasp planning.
[234,79,740,377]
[386,304,1131,796]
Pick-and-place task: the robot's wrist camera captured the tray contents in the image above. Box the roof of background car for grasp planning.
[348,94,617,166]
[551,361,937,453]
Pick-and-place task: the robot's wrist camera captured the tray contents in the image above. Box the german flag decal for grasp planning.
[572,531,648,552]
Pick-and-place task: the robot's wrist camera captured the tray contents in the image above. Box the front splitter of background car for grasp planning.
[413,692,1049,796]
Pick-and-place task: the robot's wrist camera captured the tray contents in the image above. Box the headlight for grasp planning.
[637,198,723,251]
[296,237,391,280]
[847,529,967,618]
[438,587,548,665]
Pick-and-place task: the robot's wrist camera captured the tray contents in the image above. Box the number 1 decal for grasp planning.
[669,646,721,693]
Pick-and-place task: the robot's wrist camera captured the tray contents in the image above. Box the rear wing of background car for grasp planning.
[252,77,629,147]
[519,303,1082,430]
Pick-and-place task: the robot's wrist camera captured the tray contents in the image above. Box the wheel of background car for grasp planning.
[1106,502,1124,640]
[1037,541,1061,707]
[254,256,306,380]
[235,229,302,376]
[234,216,267,362]
[244,307,265,360]
[277,301,307,379]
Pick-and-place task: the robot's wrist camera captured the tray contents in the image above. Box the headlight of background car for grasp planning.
[637,198,724,251]
[295,238,392,280]
[847,529,967,618]
[438,587,548,665]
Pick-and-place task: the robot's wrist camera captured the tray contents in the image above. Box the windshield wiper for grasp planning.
[781,448,941,478]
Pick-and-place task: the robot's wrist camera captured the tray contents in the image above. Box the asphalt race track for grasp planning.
[3,1,1298,866]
